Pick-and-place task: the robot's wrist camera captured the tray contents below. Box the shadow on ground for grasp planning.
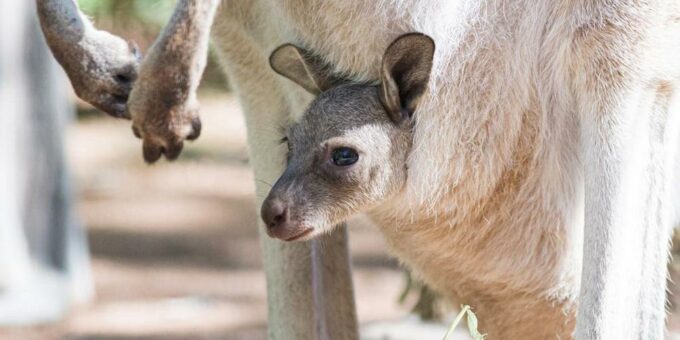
[0,94,413,340]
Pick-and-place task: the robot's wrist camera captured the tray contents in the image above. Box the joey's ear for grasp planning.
[270,44,339,95]
[379,33,435,125]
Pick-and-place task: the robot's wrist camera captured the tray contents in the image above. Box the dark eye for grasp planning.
[331,147,359,166]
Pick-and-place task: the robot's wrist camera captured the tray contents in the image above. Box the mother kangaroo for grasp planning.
[37,0,680,339]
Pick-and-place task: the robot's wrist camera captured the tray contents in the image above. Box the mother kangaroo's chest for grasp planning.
[368,102,583,301]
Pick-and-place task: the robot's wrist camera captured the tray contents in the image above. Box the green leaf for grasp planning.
[442,305,485,340]
[466,307,485,340]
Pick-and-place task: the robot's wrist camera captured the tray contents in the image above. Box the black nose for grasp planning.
[261,198,288,231]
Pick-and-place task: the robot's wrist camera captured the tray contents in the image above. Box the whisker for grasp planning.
[255,178,274,188]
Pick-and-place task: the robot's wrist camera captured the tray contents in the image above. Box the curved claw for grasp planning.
[186,116,202,141]
[164,141,185,160]
[142,140,163,164]
[95,93,131,119]
[131,109,201,164]
[141,137,187,163]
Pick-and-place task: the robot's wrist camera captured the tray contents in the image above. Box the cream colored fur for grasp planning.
[40,0,680,339]
[211,1,680,338]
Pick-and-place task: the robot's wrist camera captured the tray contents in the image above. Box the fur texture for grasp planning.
[37,0,140,118]
[39,0,680,339]
[211,1,680,338]
[127,0,218,163]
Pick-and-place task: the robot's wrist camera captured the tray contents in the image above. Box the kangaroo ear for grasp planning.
[270,44,338,95]
[379,33,435,125]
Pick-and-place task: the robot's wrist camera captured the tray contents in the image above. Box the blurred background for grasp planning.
[3,1,680,339]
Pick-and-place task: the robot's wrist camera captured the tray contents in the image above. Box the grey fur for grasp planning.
[262,34,433,241]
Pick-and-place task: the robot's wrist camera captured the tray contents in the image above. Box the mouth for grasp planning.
[284,228,314,241]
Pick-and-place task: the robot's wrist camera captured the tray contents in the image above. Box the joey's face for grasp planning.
[261,85,412,241]
[262,32,434,241]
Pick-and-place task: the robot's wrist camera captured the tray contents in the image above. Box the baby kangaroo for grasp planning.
[262,34,577,339]
[261,33,434,241]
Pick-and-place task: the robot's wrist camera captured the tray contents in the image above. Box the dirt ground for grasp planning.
[0,94,420,339]
[4,93,680,339]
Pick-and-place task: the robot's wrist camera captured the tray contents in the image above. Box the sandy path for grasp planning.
[0,94,413,339]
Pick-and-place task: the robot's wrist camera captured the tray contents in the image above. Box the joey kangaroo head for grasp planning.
[261,33,435,241]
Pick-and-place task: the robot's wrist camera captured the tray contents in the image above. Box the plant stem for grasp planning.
[443,305,470,340]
